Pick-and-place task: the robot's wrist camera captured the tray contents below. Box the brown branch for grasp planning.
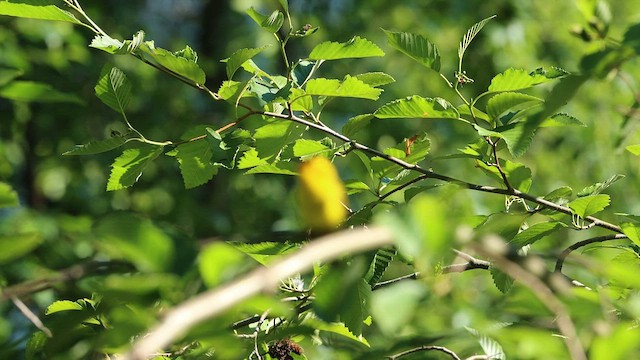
[119,226,394,360]
[473,244,587,360]
[387,345,462,360]
[554,233,628,273]
[11,296,52,338]
[1,260,134,301]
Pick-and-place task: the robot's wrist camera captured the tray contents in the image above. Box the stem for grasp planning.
[554,234,628,272]
[388,345,462,360]
[489,138,513,191]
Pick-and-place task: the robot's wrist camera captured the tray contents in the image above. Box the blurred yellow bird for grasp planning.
[297,157,348,232]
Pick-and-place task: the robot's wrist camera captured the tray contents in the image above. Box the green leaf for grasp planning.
[237,148,268,169]
[277,0,289,13]
[486,92,543,121]
[288,88,312,111]
[488,68,552,93]
[254,121,305,160]
[89,34,126,54]
[540,113,585,127]
[490,266,513,294]
[568,194,611,217]
[292,139,329,157]
[475,159,532,192]
[383,29,441,72]
[577,174,624,197]
[63,134,129,156]
[365,247,397,285]
[354,72,395,87]
[621,222,640,246]
[230,241,299,265]
[343,114,374,138]
[458,15,496,69]
[370,281,426,335]
[246,7,284,33]
[95,67,131,114]
[107,144,164,191]
[626,144,640,156]
[45,300,83,315]
[345,180,371,195]
[0,182,19,208]
[0,67,23,87]
[140,42,206,84]
[173,139,219,189]
[309,36,384,60]
[544,186,573,202]
[305,76,382,100]
[199,242,248,288]
[510,222,567,247]
[0,234,42,264]
[302,318,370,347]
[225,46,270,79]
[0,81,82,103]
[95,213,174,272]
[374,96,459,119]
[466,326,507,360]
[0,1,85,25]
[245,163,298,175]
[474,122,536,157]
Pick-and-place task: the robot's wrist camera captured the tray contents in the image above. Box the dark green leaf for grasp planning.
[0,67,23,87]
[95,67,131,113]
[246,7,284,33]
[510,222,567,247]
[475,159,532,192]
[0,81,83,103]
[342,114,374,137]
[63,134,129,156]
[0,182,19,208]
[490,266,513,294]
[365,247,397,285]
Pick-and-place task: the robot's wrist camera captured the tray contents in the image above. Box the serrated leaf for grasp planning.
[365,247,396,285]
[306,76,382,100]
[309,36,384,60]
[173,139,218,189]
[245,163,298,175]
[540,113,585,127]
[0,182,19,208]
[140,42,205,84]
[384,29,440,72]
[458,15,496,69]
[510,221,567,247]
[577,174,624,197]
[107,144,164,191]
[466,326,507,360]
[237,148,268,169]
[225,46,270,79]
[0,81,83,103]
[488,68,552,93]
[354,72,395,87]
[0,1,85,25]
[486,92,543,120]
[45,300,83,315]
[303,318,370,346]
[63,134,129,156]
[543,186,573,202]
[254,121,305,160]
[569,194,611,217]
[89,34,126,54]
[246,7,283,33]
[0,233,42,264]
[490,266,514,293]
[292,139,329,157]
[95,67,131,114]
[458,104,491,123]
[621,222,640,246]
[288,87,312,112]
[342,114,373,138]
[375,96,459,119]
[474,122,536,157]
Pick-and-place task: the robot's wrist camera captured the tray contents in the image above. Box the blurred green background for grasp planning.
[1,0,640,358]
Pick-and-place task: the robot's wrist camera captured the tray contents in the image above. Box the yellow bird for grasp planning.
[297,157,348,232]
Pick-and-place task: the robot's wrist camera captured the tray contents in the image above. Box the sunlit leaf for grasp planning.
[305,76,382,100]
[488,68,553,93]
[510,221,567,247]
[225,46,270,79]
[626,144,640,156]
[0,1,85,25]
[0,67,23,87]
[568,194,611,217]
[140,42,206,84]
[458,15,496,69]
[45,300,83,315]
[309,36,384,60]
[199,242,249,288]
[474,122,536,157]
[246,7,284,33]
[375,96,459,119]
[245,163,298,175]
[0,234,42,264]
[107,144,164,191]
[173,139,219,189]
[383,29,440,72]
[95,67,131,114]
[486,92,542,120]
[540,113,585,127]
[292,139,329,157]
[354,72,395,87]
[342,114,374,138]
[230,241,299,265]
[577,174,624,197]
[475,159,532,192]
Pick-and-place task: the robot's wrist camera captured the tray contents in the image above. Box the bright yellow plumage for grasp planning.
[297,157,347,231]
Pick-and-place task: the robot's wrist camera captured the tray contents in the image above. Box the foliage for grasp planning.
[1,0,640,359]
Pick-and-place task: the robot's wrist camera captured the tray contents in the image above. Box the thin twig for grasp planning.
[10,296,52,338]
[554,234,628,273]
[388,345,462,360]
[118,226,394,360]
[378,174,430,202]
[473,244,587,360]
[1,260,134,301]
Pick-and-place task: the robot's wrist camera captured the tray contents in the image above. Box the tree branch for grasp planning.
[554,233,628,273]
[387,345,462,360]
[1,260,134,302]
[118,226,394,360]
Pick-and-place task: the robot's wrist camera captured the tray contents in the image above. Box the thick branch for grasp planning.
[118,226,394,360]
[554,233,628,272]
